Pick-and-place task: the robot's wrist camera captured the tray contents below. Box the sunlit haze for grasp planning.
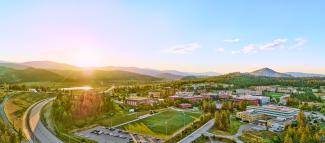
[1,1,325,73]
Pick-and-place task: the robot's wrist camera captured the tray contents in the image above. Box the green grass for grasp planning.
[4,92,52,130]
[120,109,201,139]
[263,92,284,99]
[209,117,246,135]
[239,130,278,143]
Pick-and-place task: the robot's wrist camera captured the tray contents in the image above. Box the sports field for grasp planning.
[120,109,201,139]
[264,92,284,99]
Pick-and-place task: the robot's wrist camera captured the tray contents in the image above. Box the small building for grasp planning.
[179,103,192,108]
[125,96,152,106]
[267,118,292,132]
[28,89,38,93]
[148,91,161,98]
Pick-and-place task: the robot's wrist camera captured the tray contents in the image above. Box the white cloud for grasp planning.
[236,38,305,54]
[291,38,306,49]
[259,39,287,50]
[215,48,225,53]
[242,45,258,54]
[231,50,241,55]
[223,38,240,43]
[165,43,201,54]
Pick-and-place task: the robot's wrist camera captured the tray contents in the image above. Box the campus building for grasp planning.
[235,89,262,96]
[169,92,209,102]
[247,105,300,119]
[236,110,266,122]
[233,95,270,106]
[125,96,153,106]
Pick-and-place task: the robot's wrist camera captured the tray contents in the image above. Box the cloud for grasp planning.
[242,45,258,54]
[223,38,240,43]
[237,38,305,54]
[291,38,306,49]
[259,39,287,50]
[231,50,241,55]
[165,43,201,54]
[215,48,225,53]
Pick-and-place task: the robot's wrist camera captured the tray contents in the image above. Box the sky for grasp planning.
[1,0,325,74]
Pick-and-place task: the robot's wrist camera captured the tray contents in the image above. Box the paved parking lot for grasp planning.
[75,126,162,143]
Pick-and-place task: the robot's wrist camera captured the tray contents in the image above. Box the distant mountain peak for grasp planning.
[250,67,291,77]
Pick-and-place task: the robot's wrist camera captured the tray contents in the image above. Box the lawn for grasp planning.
[209,117,246,135]
[4,92,52,130]
[239,130,279,143]
[263,92,284,100]
[120,109,201,139]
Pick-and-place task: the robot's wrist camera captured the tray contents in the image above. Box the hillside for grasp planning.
[22,61,81,70]
[249,68,291,77]
[0,67,159,83]
[0,67,63,82]
[0,62,28,69]
[190,72,325,88]
[47,69,159,82]
[154,73,183,80]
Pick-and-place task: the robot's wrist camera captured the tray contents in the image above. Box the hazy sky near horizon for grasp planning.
[1,0,325,73]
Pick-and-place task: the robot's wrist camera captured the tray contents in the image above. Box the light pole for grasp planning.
[183,111,185,128]
[165,121,168,137]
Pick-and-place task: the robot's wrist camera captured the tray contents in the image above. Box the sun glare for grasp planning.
[73,49,101,68]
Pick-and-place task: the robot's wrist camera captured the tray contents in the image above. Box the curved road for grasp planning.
[23,98,63,143]
[178,119,247,143]
[0,95,17,134]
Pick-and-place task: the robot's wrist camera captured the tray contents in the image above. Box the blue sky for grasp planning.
[1,0,325,73]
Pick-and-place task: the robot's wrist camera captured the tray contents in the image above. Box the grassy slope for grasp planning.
[41,102,95,143]
[120,109,201,138]
[209,117,246,135]
[4,92,51,130]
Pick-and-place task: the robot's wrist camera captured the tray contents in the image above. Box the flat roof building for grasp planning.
[233,95,270,106]
[247,105,299,119]
[125,96,153,106]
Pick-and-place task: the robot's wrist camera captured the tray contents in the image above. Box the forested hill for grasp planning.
[0,67,63,82]
[0,66,159,83]
[189,73,325,88]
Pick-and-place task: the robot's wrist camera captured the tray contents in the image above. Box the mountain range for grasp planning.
[0,61,220,81]
[0,61,324,82]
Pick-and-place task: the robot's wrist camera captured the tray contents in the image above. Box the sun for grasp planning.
[73,49,101,68]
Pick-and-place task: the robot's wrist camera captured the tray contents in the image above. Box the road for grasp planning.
[0,95,17,134]
[22,98,63,143]
[178,119,250,143]
[178,119,215,143]
[104,86,115,93]
[305,111,325,120]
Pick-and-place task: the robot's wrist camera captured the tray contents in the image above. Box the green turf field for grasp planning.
[120,109,201,139]
[264,92,284,99]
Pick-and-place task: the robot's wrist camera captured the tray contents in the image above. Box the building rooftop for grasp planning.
[249,104,299,112]
[235,95,269,100]
[127,96,149,101]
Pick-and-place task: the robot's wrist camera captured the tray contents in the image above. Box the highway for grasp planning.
[0,95,17,134]
[22,98,63,143]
